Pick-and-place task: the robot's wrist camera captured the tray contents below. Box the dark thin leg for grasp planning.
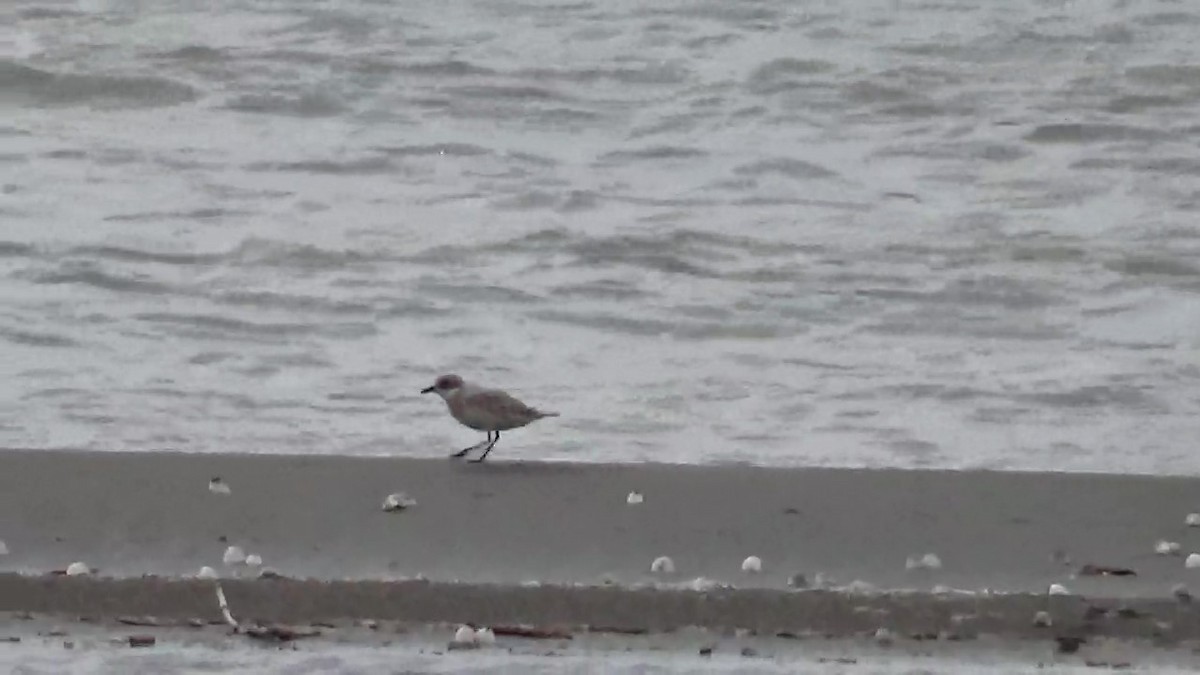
[451,432,491,458]
[469,431,500,463]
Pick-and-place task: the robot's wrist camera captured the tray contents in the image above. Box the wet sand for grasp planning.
[3,450,1200,669]
[2,449,1199,593]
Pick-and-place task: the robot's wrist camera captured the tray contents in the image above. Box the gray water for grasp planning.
[3,0,1200,472]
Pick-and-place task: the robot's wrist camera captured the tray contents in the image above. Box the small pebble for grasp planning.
[650,556,675,574]
[1172,583,1192,603]
[382,492,417,512]
[1156,540,1182,556]
[222,546,246,566]
[1033,611,1053,628]
[1187,513,1200,527]
[741,556,762,573]
[1048,583,1070,596]
[740,647,757,657]
[626,491,644,505]
[128,635,156,648]
[1186,553,1200,569]
[65,562,90,577]
[787,573,808,589]
[1055,636,1085,654]
[208,477,231,495]
[197,566,218,580]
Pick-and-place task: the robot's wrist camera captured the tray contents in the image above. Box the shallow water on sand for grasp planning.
[0,633,1196,675]
[3,0,1200,472]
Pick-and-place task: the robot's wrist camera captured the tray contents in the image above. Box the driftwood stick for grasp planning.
[214,582,239,630]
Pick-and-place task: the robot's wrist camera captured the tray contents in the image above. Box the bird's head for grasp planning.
[421,373,464,399]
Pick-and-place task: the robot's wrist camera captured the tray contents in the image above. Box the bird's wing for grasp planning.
[465,389,537,421]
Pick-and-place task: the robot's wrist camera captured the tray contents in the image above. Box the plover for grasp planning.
[421,374,558,462]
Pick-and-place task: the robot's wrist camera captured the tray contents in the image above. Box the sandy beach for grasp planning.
[2,449,1199,593]
[3,449,1200,671]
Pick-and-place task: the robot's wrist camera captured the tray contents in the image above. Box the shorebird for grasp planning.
[421,374,559,462]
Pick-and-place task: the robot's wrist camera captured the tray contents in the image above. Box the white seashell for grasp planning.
[245,554,263,568]
[626,491,644,505]
[1156,540,1182,556]
[906,553,943,571]
[208,477,231,495]
[687,576,722,592]
[453,625,476,644]
[1048,583,1070,596]
[1186,553,1200,569]
[844,579,878,594]
[0,539,8,555]
[65,561,90,576]
[741,556,762,573]
[197,566,218,580]
[474,627,496,645]
[382,492,417,512]
[650,555,675,574]
[222,546,246,566]
[1033,611,1052,627]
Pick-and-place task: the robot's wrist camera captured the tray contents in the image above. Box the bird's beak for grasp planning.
[420,386,434,394]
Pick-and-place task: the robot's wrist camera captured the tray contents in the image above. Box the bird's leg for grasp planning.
[451,432,491,458]
[468,431,500,463]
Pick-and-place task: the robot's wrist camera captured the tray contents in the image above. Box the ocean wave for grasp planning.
[0,60,197,109]
[224,92,346,117]
[134,311,376,342]
[20,267,174,295]
[245,156,393,174]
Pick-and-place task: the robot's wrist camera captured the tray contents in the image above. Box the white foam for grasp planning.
[740,555,762,573]
[65,561,90,576]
